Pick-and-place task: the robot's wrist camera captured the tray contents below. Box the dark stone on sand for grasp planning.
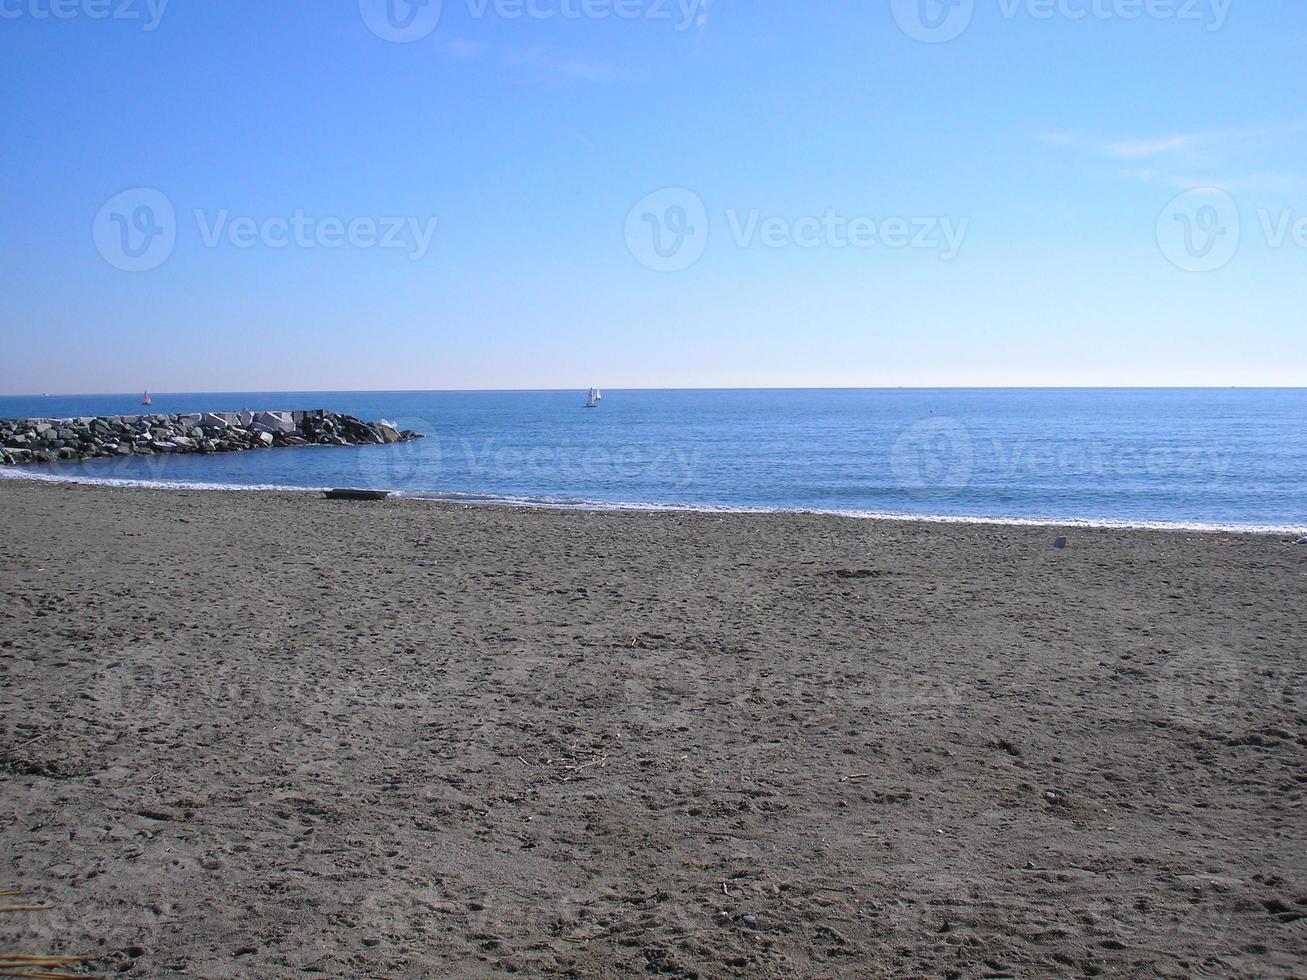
[323,488,391,501]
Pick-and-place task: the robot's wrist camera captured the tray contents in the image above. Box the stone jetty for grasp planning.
[0,410,422,466]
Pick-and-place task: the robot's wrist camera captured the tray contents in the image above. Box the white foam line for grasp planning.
[0,469,328,494]
[401,490,1304,536]
[3,469,1301,536]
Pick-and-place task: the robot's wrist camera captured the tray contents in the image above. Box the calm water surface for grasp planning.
[2,389,1304,531]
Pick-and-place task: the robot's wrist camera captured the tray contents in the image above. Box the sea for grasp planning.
[2,389,1304,533]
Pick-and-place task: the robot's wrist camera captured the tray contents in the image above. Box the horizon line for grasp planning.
[2,385,1304,398]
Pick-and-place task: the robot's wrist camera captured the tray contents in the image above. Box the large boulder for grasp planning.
[254,411,296,435]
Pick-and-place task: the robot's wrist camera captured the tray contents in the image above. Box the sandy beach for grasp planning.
[1,479,1303,978]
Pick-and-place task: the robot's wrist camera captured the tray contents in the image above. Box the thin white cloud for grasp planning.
[561,59,613,83]
[1120,168,1305,193]
[695,0,711,33]
[443,39,489,60]
[501,46,629,85]
[505,45,546,65]
[1105,134,1201,158]
[1040,124,1306,191]
[566,128,595,148]
[1040,123,1305,159]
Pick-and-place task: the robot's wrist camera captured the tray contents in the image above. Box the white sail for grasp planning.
[585,387,599,408]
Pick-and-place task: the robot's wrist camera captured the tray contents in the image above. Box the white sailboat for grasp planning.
[584,387,602,408]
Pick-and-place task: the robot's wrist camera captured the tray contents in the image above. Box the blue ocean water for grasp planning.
[2,389,1304,532]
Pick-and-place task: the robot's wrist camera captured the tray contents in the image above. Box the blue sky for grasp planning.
[1,0,1304,393]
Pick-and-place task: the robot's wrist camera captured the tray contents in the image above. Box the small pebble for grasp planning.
[741,914,758,928]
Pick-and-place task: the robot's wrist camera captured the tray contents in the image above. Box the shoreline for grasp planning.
[1,468,1303,537]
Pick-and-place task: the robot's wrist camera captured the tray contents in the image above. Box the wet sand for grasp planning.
[1,479,1304,977]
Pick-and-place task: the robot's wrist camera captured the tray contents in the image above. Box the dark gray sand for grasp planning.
[1,480,1304,977]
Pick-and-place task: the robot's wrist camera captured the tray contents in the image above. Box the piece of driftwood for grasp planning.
[322,488,390,501]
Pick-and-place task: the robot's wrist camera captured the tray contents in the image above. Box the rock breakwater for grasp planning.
[1,410,422,466]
